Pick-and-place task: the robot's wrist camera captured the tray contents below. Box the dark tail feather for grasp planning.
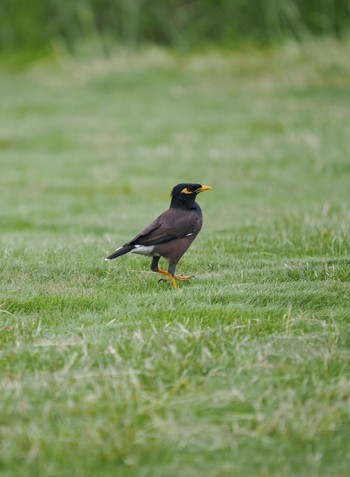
[105,245,133,260]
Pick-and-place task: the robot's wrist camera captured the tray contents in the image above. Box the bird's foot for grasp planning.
[154,269,194,288]
[174,274,195,281]
[154,269,177,289]
[157,276,177,289]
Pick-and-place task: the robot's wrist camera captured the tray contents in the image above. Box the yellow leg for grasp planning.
[154,269,177,289]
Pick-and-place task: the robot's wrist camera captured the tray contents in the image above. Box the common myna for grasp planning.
[105,183,212,288]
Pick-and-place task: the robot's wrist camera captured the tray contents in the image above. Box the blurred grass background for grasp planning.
[1,0,350,59]
[1,2,350,477]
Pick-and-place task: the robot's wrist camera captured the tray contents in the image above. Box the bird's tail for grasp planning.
[105,245,133,260]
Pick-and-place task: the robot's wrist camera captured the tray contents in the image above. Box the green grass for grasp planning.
[1,40,350,476]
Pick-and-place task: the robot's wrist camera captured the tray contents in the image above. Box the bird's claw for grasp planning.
[158,275,195,285]
[174,275,196,281]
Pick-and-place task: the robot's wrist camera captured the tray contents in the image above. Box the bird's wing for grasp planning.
[126,208,201,247]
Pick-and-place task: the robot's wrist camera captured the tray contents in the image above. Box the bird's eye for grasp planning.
[181,186,193,194]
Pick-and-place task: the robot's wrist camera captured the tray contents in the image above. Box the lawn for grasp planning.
[1,39,350,476]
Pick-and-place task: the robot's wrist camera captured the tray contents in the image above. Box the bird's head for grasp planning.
[171,183,212,206]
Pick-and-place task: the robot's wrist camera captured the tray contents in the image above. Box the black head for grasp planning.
[170,183,212,208]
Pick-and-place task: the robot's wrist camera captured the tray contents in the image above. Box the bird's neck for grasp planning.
[170,199,201,213]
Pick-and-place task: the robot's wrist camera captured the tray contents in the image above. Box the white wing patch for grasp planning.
[131,245,155,256]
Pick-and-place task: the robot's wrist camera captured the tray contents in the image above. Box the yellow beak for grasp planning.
[196,185,212,193]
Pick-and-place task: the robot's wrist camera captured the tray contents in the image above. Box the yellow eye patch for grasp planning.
[181,187,193,194]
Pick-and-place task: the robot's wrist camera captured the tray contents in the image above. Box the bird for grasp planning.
[105,183,212,288]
